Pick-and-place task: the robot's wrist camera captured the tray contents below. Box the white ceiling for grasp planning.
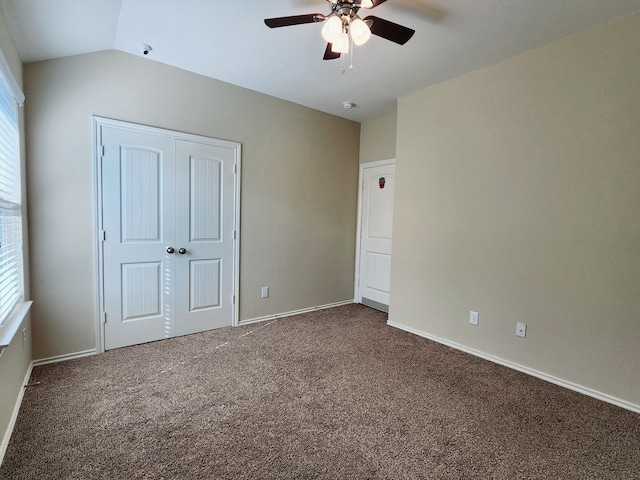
[1,0,639,122]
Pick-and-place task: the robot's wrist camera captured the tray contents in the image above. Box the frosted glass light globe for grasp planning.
[350,18,371,46]
[331,32,350,53]
[322,16,343,43]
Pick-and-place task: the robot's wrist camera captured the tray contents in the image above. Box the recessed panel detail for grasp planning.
[121,147,162,242]
[190,156,221,242]
[121,262,162,321]
[365,252,391,293]
[368,175,394,240]
[190,259,221,311]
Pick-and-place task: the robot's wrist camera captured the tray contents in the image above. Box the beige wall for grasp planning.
[24,50,360,360]
[359,110,397,164]
[0,4,31,456]
[392,13,640,407]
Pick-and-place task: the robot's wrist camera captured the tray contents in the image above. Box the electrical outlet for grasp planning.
[469,311,479,326]
[516,322,527,338]
[261,287,269,298]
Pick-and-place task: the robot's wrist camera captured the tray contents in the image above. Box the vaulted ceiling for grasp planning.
[1,0,639,122]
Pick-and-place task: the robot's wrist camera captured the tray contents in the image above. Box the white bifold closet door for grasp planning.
[100,124,237,350]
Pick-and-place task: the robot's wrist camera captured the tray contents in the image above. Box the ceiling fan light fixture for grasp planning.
[331,31,350,54]
[321,15,343,43]
[350,18,371,46]
[264,0,416,67]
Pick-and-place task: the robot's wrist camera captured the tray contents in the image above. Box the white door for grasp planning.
[356,161,395,311]
[100,122,238,350]
[174,139,236,336]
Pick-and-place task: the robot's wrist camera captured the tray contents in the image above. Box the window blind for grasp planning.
[0,67,22,326]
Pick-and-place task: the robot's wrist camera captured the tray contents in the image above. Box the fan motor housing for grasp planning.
[332,2,361,17]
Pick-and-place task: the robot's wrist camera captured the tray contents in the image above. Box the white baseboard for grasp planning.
[0,361,33,467]
[32,349,97,367]
[240,300,354,326]
[1,349,97,465]
[387,321,640,414]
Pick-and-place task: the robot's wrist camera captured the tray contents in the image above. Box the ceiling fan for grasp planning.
[264,0,415,61]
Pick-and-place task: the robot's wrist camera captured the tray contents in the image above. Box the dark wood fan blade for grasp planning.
[323,43,341,60]
[264,14,325,28]
[363,15,415,45]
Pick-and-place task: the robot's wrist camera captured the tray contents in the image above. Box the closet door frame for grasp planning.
[92,116,241,354]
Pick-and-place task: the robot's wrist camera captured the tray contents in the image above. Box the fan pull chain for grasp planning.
[349,35,354,70]
[340,33,354,73]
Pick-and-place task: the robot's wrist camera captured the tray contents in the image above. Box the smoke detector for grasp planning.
[342,101,356,109]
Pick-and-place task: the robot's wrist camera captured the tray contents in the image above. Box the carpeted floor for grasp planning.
[1,304,639,479]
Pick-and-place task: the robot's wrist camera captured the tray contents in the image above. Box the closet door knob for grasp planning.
[178,248,187,254]
[166,247,175,254]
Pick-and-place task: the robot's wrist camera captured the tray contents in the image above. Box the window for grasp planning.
[0,53,24,330]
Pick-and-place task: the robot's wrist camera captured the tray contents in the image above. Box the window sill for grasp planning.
[0,301,33,351]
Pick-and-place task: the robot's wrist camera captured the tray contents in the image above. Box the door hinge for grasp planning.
[101,312,107,324]
[233,230,236,240]
[101,145,105,157]
[233,164,237,174]
[232,295,236,304]
[100,230,106,242]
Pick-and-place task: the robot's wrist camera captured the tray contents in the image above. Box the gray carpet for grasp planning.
[1,304,639,479]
